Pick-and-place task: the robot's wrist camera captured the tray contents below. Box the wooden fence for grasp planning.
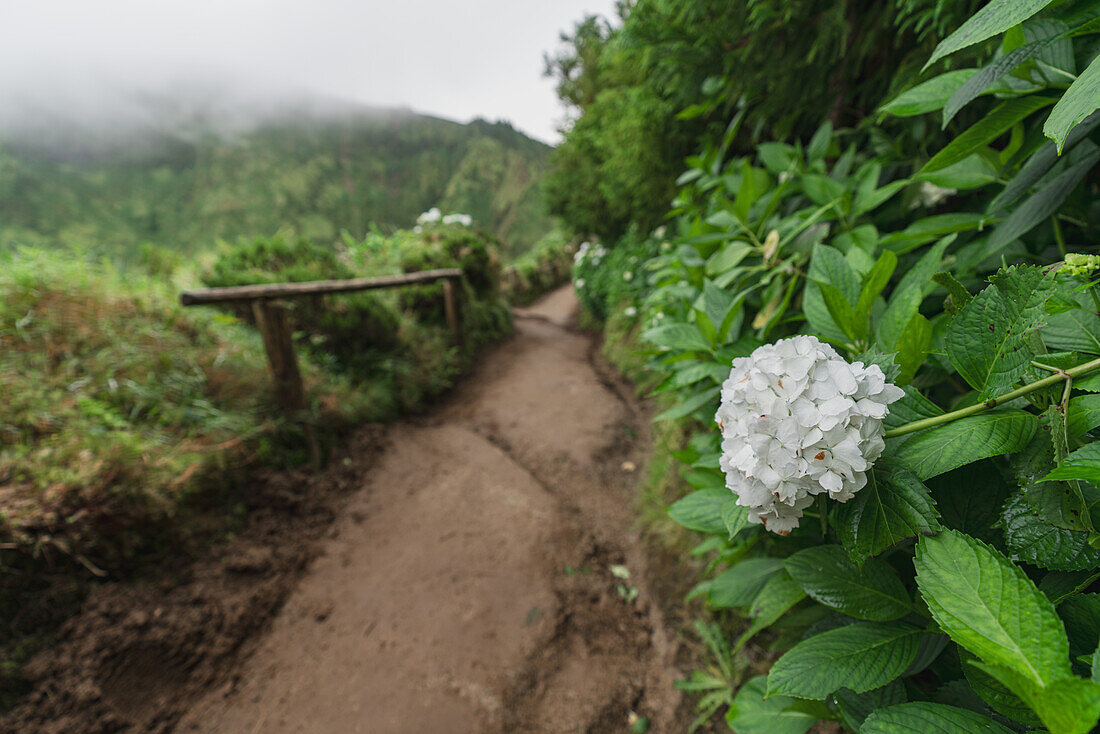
[180,268,464,462]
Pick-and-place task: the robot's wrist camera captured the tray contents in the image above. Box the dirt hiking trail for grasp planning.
[5,285,685,733]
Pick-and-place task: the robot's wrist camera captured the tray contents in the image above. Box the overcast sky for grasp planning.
[0,0,619,144]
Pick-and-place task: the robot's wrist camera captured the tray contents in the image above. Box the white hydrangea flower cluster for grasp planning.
[715,335,904,534]
[414,208,472,230]
[442,213,472,226]
[573,241,607,265]
[416,207,442,225]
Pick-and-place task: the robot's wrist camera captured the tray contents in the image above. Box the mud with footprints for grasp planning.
[4,285,686,733]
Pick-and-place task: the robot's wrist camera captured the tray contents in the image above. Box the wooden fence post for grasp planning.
[251,300,320,466]
[442,277,464,348]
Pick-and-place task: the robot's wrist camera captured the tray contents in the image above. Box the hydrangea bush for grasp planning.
[574,4,1100,732]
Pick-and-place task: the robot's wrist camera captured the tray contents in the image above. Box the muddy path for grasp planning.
[4,286,685,733]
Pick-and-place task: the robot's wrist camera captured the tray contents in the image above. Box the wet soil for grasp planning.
[2,286,686,733]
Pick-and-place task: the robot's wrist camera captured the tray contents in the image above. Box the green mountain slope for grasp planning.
[0,106,553,259]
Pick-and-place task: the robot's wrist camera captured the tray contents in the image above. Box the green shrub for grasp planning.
[203,235,403,370]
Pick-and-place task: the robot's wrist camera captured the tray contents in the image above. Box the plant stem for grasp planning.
[1052,215,1068,258]
[885,356,1100,438]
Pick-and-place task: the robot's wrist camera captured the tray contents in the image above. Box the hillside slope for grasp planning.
[0,103,553,258]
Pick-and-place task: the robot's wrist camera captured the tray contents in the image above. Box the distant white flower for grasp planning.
[661,242,672,252]
[575,278,586,289]
[574,241,592,264]
[715,335,904,535]
[624,306,638,318]
[442,213,473,226]
[623,271,634,281]
[416,207,442,225]
[916,181,956,209]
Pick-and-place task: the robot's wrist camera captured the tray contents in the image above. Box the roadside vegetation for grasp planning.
[559,0,1100,731]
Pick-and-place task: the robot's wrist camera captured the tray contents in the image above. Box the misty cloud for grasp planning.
[0,0,617,145]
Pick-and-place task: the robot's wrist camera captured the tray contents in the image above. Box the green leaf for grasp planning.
[884,387,944,431]
[818,282,856,341]
[709,558,785,608]
[914,529,1073,688]
[835,458,940,563]
[1046,53,1100,152]
[654,386,720,421]
[879,70,978,117]
[667,489,731,534]
[1044,296,1100,353]
[723,501,750,540]
[920,96,1058,174]
[962,655,1044,724]
[1068,394,1100,438]
[726,676,816,734]
[767,621,924,698]
[1059,594,1100,662]
[805,244,862,342]
[971,661,1100,734]
[893,410,1038,480]
[862,701,1014,733]
[887,239,951,339]
[801,174,847,207]
[944,265,1056,396]
[943,39,1057,127]
[926,0,1057,69]
[880,214,984,254]
[1002,494,1100,571]
[784,545,911,621]
[918,153,999,190]
[733,571,808,651]
[643,323,711,352]
[855,250,898,339]
[705,241,752,277]
[1045,442,1100,484]
[833,682,906,731]
[895,313,932,385]
[987,145,1100,250]
[990,111,1100,214]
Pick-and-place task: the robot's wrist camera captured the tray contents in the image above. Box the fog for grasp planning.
[0,0,618,146]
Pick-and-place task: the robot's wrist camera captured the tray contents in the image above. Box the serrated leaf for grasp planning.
[732,571,808,653]
[835,458,940,563]
[879,70,979,117]
[1045,442,1100,484]
[962,654,1044,725]
[920,96,1058,174]
[914,529,1072,688]
[667,489,731,534]
[818,282,856,340]
[709,558,785,608]
[988,145,1100,250]
[971,661,1100,734]
[1002,493,1100,571]
[723,501,750,540]
[767,621,924,698]
[944,265,1056,396]
[1046,54,1100,152]
[861,701,1014,733]
[726,676,816,734]
[654,386,719,421]
[893,410,1038,480]
[926,0,1057,68]
[883,387,944,431]
[784,545,911,621]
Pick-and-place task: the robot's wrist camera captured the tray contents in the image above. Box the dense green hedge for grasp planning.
[567,1,1100,731]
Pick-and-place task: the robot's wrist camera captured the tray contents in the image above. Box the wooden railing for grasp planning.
[180,269,464,462]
